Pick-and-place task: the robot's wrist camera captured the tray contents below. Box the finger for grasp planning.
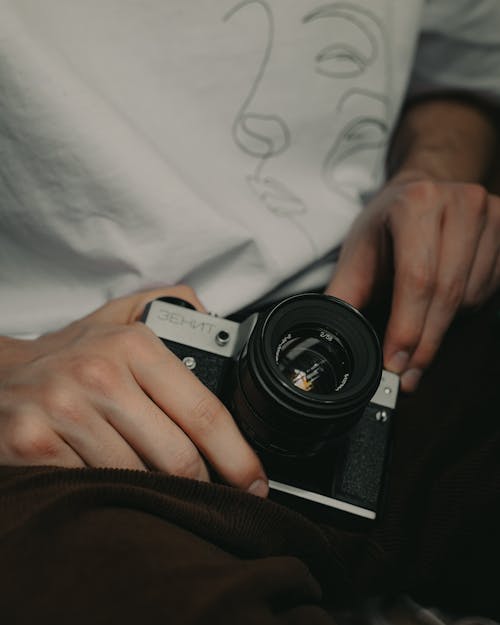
[325,225,381,310]
[494,256,500,292]
[463,199,500,306]
[129,285,208,319]
[463,234,499,307]
[383,204,441,374]
[102,389,210,481]
[49,402,149,471]
[128,325,268,496]
[87,285,207,325]
[0,407,86,468]
[484,253,500,301]
[51,341,209,479]
[400,193,486,392]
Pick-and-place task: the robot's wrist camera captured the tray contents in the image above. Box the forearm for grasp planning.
[387,95,498,184]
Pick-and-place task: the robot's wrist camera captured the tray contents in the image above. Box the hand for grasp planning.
[0,285,268,496]
[326,173,500,392]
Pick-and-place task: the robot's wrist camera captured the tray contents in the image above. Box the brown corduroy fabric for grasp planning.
[0,293,499,624]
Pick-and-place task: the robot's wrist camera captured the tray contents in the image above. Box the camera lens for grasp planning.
[232,293,382,457]
[275,325,351,395]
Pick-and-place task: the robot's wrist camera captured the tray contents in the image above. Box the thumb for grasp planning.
[83,285,207,325]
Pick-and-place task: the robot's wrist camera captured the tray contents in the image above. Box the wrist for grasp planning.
[391,148,472,184]
[386,167,441,187]
[387,97,497,184]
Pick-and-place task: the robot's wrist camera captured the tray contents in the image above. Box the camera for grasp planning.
[141,293,398,526]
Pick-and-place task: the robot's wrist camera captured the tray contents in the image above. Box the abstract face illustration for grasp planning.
[224,0,391,230]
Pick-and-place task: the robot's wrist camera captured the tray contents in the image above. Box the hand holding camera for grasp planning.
[0,285,268,497]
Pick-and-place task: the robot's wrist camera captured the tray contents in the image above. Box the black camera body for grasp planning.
[142,293,398,526]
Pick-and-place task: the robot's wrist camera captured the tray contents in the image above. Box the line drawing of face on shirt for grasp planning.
[223,1,392,255]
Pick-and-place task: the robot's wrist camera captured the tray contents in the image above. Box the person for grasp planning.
[0,1,499,623]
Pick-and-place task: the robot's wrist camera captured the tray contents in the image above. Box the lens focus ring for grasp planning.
[232,293,382,457]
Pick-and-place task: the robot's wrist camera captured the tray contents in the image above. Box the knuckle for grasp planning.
[435,278,464,311]
[116,324,152,356]
[40,382,83,424]
[463,183,487,213]
[7,412,60,462]
[130,321,164,354]
[68,354,120,394]
[406,263,435,298]
[404,179,439,205]
[190,394,226,435]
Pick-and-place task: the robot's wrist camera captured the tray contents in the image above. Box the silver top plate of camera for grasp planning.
[143,300,257,359]
[371,369,399,409]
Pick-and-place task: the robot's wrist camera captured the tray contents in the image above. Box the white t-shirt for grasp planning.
[1,0,500,337]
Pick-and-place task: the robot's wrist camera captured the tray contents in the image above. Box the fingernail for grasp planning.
[387,351,410,374]
[247,478,269,498]
[401,368,422,392]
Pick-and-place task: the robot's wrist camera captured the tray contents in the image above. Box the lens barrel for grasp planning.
[232,293,382,457]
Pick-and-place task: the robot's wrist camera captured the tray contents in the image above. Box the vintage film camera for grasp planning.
[142,293,398,526]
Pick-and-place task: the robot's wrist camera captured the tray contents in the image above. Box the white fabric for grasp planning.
[1,0,500,337]
[331,594,500,625]
[410,0,500,101]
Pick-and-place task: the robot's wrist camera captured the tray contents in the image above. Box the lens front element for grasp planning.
[275,326,352,395]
